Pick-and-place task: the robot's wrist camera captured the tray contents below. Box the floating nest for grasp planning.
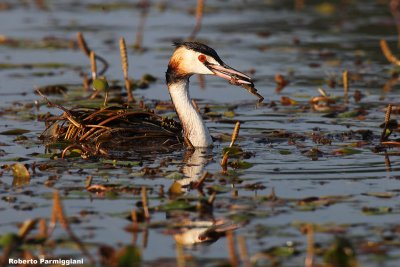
[40,97,183,158]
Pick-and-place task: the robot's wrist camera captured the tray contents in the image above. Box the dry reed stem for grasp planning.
[141,186,150,220]
[342,70,349,101]
[77,32,90,56]
[19,219,38,240]
[120,38,129,79]
[78,111,153,141]
[52,191,95,264]
[221,121,241,169]
[230,121,241,147]
[76,32,109,77]
[305,224,314,267]
[90,51,97,80]
[381,104,393,142]
[227,231,239,267]
[238,235,252,267]
[119,37,134,102]
[380,39,400,66]
[189,0,204,40]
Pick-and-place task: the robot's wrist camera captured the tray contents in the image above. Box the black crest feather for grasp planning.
[173,41,224,64]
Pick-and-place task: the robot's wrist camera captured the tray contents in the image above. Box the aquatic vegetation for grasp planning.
[2,1,400,267]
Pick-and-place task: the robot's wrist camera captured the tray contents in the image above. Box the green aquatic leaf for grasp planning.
[92,77,109,91]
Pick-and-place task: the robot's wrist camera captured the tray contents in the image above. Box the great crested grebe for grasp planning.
[166,41,255,147]
[40,42,258,155]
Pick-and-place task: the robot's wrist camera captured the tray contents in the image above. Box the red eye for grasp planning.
[198,54,206,63]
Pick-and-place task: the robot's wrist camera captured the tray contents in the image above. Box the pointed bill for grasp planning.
[207,63,253,85]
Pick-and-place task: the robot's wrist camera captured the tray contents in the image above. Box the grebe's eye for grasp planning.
[198,54,206,63]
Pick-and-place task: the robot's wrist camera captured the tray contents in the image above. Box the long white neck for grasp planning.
[168,79,212,147]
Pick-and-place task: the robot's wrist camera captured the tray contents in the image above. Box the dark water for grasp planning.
[1,1,400,266]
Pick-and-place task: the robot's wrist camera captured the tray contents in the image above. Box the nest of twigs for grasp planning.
[39,93,183,158]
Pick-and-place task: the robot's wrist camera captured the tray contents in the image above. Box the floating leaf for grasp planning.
[279,149,292,155]
[158,200,195,211]
[165,172,183,180]
[332,147,362,156]
[263,245,298,257]
[362,206,392,215]
[223,111,235,118]
[0,129,30,135]
[230,160,253,169]
[362,192,397,199]
[222,146,243,156]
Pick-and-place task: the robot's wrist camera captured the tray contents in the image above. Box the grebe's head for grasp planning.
[166,41,253,85]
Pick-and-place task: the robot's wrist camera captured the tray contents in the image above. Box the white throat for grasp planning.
[168,80,213,147]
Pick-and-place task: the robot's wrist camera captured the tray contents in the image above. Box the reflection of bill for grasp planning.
[174,220,241,246]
